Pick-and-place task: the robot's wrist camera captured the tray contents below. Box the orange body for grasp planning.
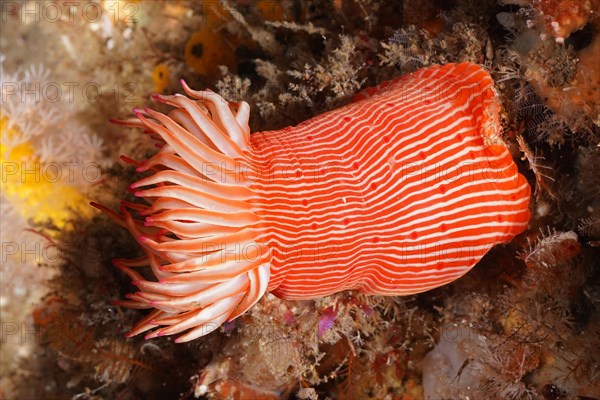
[249,62,530,298]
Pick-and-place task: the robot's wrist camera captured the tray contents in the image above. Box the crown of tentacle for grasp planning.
[93,82,271,343]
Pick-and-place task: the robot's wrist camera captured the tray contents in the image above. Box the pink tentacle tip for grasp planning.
[137,235,151,244]
[114,264,127,273]
[120,155,139,166]
[131,280,140,286]
[144,331,162,339]
[223,320,236,334]
[124,332,135,338]
[156,228,170,236]
[113,263,126,271]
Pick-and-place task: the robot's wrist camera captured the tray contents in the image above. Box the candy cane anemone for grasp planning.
[94,62,531,342]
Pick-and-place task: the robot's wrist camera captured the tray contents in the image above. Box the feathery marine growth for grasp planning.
[94,62,531,342]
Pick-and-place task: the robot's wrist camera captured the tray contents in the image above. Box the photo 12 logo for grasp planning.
[1,1,139,24]
[1,161,103,185]
[2,80,140,105]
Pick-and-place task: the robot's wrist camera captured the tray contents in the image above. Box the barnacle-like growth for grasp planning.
[94,82,271,342]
